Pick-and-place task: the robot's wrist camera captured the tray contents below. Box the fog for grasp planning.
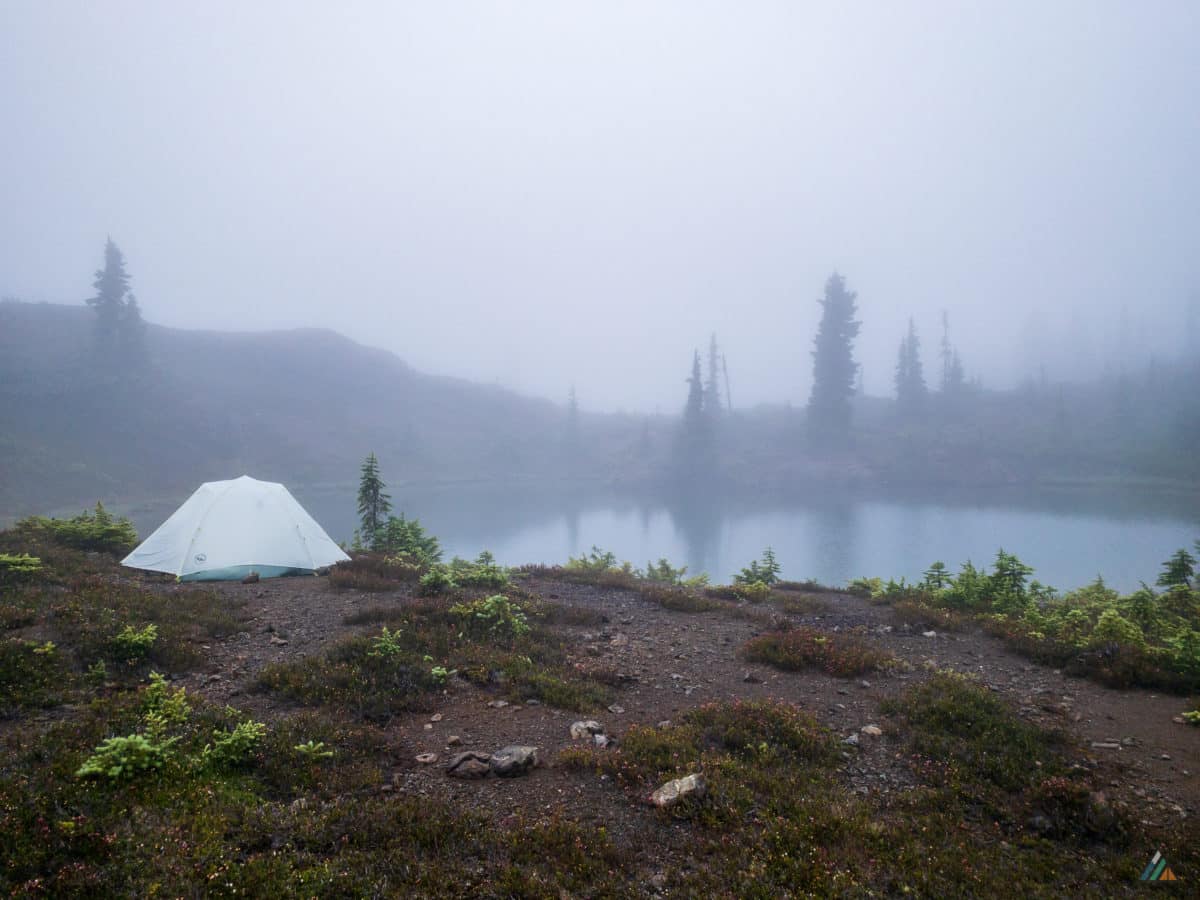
[2,1,1197,412]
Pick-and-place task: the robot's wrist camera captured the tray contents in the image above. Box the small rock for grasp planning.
[650,773,706,808]
[922,630,937,638]
[430,713,443,722]
[570,720,605,740]
[415,752,438,765]
[1161,753,1172,761]
[487,700,509,709]
[842,733,860,747]
[269,635,289,646]
[447,735,463,747]
[859,680,871,689]
[241,571,260,584]
[446,751,492,779]
[1120,737,1135,747]
[594,733,612,749]
[423,723,433,731]
[490,745,538,777]
[656,720,672,729]
[525,699,540,706]
[608,705,625,715]
[1173,716,1186,725]
[861,725,882,738]
[742,671,763,684]
[1091,742,1121,750]
[837,688,849,696]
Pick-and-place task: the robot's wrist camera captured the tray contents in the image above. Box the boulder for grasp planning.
[570,720,605,740]
[490,745,539,777]
[650,773,706,809]
[446,751,492,779]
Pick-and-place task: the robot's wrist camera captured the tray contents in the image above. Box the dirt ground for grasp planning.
[156,570,1198,851]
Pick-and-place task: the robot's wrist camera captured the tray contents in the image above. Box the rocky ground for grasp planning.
[168,570,1198,841]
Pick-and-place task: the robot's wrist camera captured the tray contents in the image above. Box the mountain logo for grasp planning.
[1140,850,1178,881]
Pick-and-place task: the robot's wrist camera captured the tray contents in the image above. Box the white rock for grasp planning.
[650,773,706,808]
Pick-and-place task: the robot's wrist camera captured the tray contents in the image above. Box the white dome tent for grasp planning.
[122,475,350,581]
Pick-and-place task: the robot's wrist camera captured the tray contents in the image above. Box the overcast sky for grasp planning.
[3,2,1197,411]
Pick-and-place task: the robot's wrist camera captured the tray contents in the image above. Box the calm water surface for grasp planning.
[125,484,1199,593]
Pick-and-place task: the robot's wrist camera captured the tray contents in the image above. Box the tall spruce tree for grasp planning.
[676,350,712,473]
[807,273,861,435]
[895,317,927,417]
[88,237,132,354]
[87,237,145,364]
[356,453,391,547]
[704,333,722,419]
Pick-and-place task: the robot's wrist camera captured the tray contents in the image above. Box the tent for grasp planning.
[122,475,350,581]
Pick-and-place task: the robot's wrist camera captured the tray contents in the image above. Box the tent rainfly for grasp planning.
[121,475,350,581]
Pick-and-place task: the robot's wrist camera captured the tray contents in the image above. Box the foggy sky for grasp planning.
[2,2,1198,412]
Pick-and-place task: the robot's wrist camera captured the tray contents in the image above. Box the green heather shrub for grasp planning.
[1089,609,1145,648]
[871,542,1200,691]
[881,671,1069,794]
[847,576,883,597]
[202,719,267,770]
[451,594,530,638]
[18,502,138,555]
[449,550,510,588]
[294,739,336,760]
[733,580,771,603]
[367,625,405,658]
[111,623,158,660]
[143,671,190,726]
[417,565,455,596]
[76,733,174,780]
[643,557,708,587]
[0,552,42,584]
[565,545,627,574]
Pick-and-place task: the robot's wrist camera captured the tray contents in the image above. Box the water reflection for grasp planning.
[120,482,1198,592]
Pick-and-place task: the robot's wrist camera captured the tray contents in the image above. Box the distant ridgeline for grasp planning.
[0,301,568,515]
[2,299,1198,519]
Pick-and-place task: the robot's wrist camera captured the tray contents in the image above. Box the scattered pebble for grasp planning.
[415,752,438,765]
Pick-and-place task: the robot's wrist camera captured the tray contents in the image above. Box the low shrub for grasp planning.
[734,547,782,586]
[741,626,894,677]
[0,552,42,584]
[17,502,138,556]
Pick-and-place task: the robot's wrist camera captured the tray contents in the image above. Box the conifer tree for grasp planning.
[88,237,131,354]
[807,273,861,435]
[356,453,391,547]
[895,317,927,417]
[704,333,722,419]
[87,237,145,364]
[676,350,713,473]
